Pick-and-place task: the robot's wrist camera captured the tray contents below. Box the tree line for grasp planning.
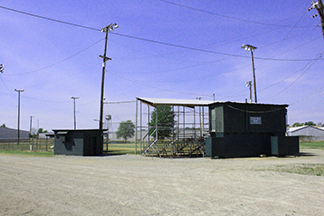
[291,121,323,127]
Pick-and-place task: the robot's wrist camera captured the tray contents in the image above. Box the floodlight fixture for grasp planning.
[0,64,3,73]
[101,23,119,33]
[241,44,257,51]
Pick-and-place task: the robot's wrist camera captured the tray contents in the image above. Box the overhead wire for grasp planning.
[0,4,321,62]
[2,3,323,105]
[0,75,15,96]
[107,69,213,98]
[263,53,322,99]
[0,5,100,32]
[159,0,315,28]
[290,84,324,106]
[259,50,322,93]
[4,38,104,76]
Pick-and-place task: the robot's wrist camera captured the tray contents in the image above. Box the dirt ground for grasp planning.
[1,149,324,216]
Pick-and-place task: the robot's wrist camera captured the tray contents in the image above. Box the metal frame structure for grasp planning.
[135,97,214,157]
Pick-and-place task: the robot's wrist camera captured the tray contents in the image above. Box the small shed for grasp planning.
[53,129,105,156]
[206,101,299,158]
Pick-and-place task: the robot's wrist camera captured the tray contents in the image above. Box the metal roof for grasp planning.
[136,97,288,108]
[136,97,215,108]
[287,125,324,133]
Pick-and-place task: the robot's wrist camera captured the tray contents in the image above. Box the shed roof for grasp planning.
[287,125,324,133]
[136,97,215,108]
[136,97,288,108]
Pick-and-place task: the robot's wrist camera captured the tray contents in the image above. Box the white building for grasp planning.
[287,126,324,141]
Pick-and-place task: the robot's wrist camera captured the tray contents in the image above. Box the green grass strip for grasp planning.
[0,150,54,157]
[300,141,324,150]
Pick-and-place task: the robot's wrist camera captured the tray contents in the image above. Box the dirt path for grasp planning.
[1,149,324,215]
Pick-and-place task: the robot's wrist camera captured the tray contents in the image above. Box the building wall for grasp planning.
[287,126,324,141]
[54,130,104,156]
[208,102,298,158]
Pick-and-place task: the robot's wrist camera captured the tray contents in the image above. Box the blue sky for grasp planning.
[1,0,324,132]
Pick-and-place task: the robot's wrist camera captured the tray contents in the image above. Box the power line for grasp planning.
[112,32,323,62]
[264,53,322,99]
[1,4,321,62]
[104,100,136,104]
[0,5,100,32]
[159,0,314,28]
[107,69,213,98]
[259,52,322,93]
[290,84,324,105]
[4,38,104,76]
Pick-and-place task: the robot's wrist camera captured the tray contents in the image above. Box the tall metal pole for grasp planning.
[99,29,109,130]
[135,99,138,154]
[241,44,257,103]
[15,89,25,145]
[196,97,203,137]
[251,50,257,103]
[99,23,118,130]
[71,97,79,130]
[29,116,33,138]
[246,81,252,103]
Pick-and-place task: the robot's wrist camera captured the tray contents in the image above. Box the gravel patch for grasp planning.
[1,149,324,215]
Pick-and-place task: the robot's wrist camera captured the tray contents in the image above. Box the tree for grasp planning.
[0,124,6,127]
[304,121,316,126]
[116,120,135,142]
[292,122,303,127]
[149,105,175,140]
[37,128,48,134]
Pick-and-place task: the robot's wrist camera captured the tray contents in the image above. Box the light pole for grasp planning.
[241,44,257,103]
[246,81,252,103]
[71,97,79,130]
[99,23,118,130]
[196,97,203,137]
[29,116,34,138]
[15,89,25,145]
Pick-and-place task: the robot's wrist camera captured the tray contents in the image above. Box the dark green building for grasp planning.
[53,129,105,156]
[206,102,299,158]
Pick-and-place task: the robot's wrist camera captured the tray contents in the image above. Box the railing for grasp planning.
[0,139,54,152]
[141,139,160,157]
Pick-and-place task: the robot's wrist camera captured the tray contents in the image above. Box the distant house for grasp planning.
[287,126,324,141]
[0,127,29,140]
[38,132,54,139]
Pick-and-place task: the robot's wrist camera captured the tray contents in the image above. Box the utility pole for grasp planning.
[241,44,258,103]
[14,89,25,145]
[309,0,324,39]
[71,97,79,130]
[246,81,252,103]
[99,23,118,130]
[29,116,34,138]
[196,97,203,137]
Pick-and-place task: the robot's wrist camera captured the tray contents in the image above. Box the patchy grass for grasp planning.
[108,142,137,155]
[300,141,324,150]
[273,164,324,176]
[0,150,54,157]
